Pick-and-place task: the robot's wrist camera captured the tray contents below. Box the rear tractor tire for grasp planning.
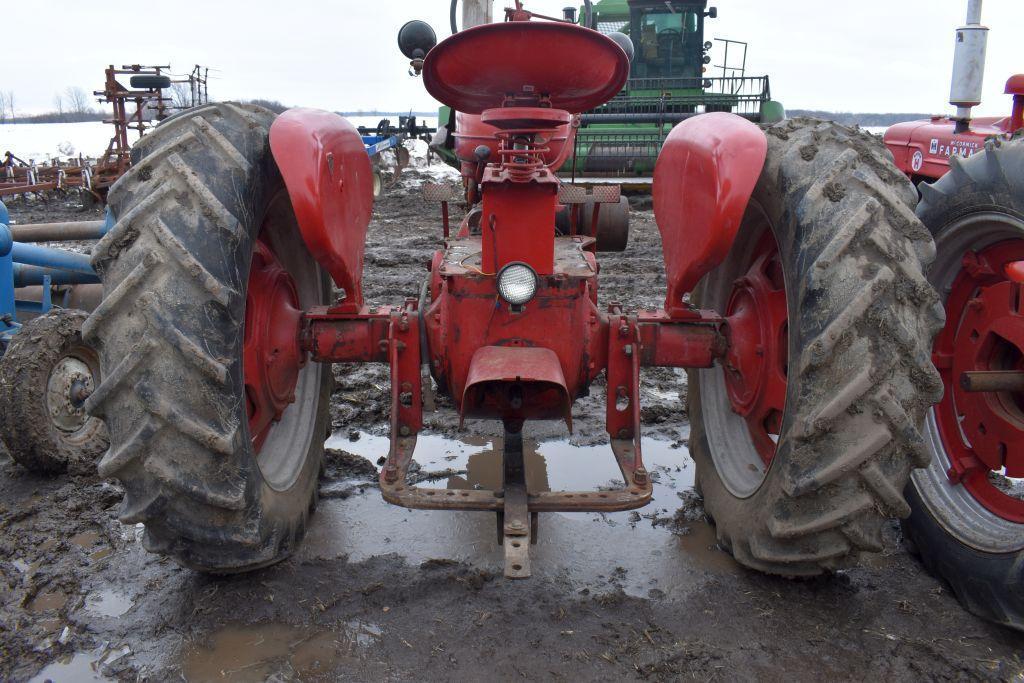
[85,103,332,572]
[689,118,944,575]
[0,309,107,474]
[905,137,1024,631]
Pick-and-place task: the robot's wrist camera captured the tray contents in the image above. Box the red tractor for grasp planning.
[883,0,1024,631]
[84,2,940,584]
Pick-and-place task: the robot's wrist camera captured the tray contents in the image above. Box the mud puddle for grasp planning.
[83,589,133,618]
[182,620,383,681]
[27,639,132,683]
[311,425,736,595]
[28,651,114,683]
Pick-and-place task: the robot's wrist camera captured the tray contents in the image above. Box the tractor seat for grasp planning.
[1006,74,1024,96]
[422,22,630,115]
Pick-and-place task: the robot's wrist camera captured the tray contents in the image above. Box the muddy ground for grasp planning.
[2,172,1023,682]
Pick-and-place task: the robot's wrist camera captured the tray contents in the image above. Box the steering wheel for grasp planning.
[657,28,681,61]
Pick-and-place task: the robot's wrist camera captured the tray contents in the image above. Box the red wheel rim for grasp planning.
[933,240,1024,522]
[723,229,788,466]
[243,239,306,453]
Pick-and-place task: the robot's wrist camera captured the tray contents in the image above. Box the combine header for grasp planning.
[82,2,940,581]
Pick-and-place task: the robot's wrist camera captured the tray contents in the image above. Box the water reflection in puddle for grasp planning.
[28,648,124,683]
[325,430,695,493]
[182,620,382,681]
[84,589,133,618]
[310,426,738,594]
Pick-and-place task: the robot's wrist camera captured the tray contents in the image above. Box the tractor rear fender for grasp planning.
[269,108,374,311]
[653,112,767,315]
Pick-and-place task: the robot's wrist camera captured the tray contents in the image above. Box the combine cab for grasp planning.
[883,0,1024,632]
[430,0,784,186]
[84,3,940,583]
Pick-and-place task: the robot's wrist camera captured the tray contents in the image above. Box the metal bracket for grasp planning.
[422,183,456,237]
[422,183,456,203]
[501,426,531,578]
[606,307,647,487]
[558,184,622,239]
[557,184,620,205]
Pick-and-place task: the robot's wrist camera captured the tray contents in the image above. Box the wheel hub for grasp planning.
[935,242,1024,521]
[723,231,788,466]
[243,240,306,452]
[45,356,95,433]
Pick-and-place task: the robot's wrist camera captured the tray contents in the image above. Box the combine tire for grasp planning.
[0,309,107,474]
[905,138,1024,631]
[85,103,331,572]
[689,118,944,575]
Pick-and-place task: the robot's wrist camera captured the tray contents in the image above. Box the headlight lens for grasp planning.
[497,262,538,306]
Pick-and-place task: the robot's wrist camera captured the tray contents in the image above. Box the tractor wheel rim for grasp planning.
[723,229,788,466]
[918,211,1024,552]
[932,231,1024,524]
[242,188,323,492]
[697,200,789,498]
[243,239,305,454]
[46,355,95,433]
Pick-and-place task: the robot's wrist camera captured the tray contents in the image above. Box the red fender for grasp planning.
[653,112,767,316]
[269,108,373,311]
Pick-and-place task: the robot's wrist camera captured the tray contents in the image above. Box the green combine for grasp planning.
[570,0,784,181]
[430,0,784,185]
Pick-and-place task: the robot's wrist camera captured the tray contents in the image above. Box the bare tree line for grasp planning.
[1,86,107,124]
[52,86,96,118]
[2,82,208,125]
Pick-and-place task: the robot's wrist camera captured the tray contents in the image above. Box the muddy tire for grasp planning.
[689,118,944,575]
[85,103,332,573]
[372,169,384,199]
[0,309,107,474]
[555,196,630,252]
[905,138,1024,631]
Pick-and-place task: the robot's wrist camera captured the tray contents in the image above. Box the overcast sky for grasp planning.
[4,1,1022,117]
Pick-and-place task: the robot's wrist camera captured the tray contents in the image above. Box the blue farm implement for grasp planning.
[360,115,437,197]
[0,200,109,473]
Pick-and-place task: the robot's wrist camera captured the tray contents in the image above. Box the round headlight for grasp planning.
[497,262,538,306]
